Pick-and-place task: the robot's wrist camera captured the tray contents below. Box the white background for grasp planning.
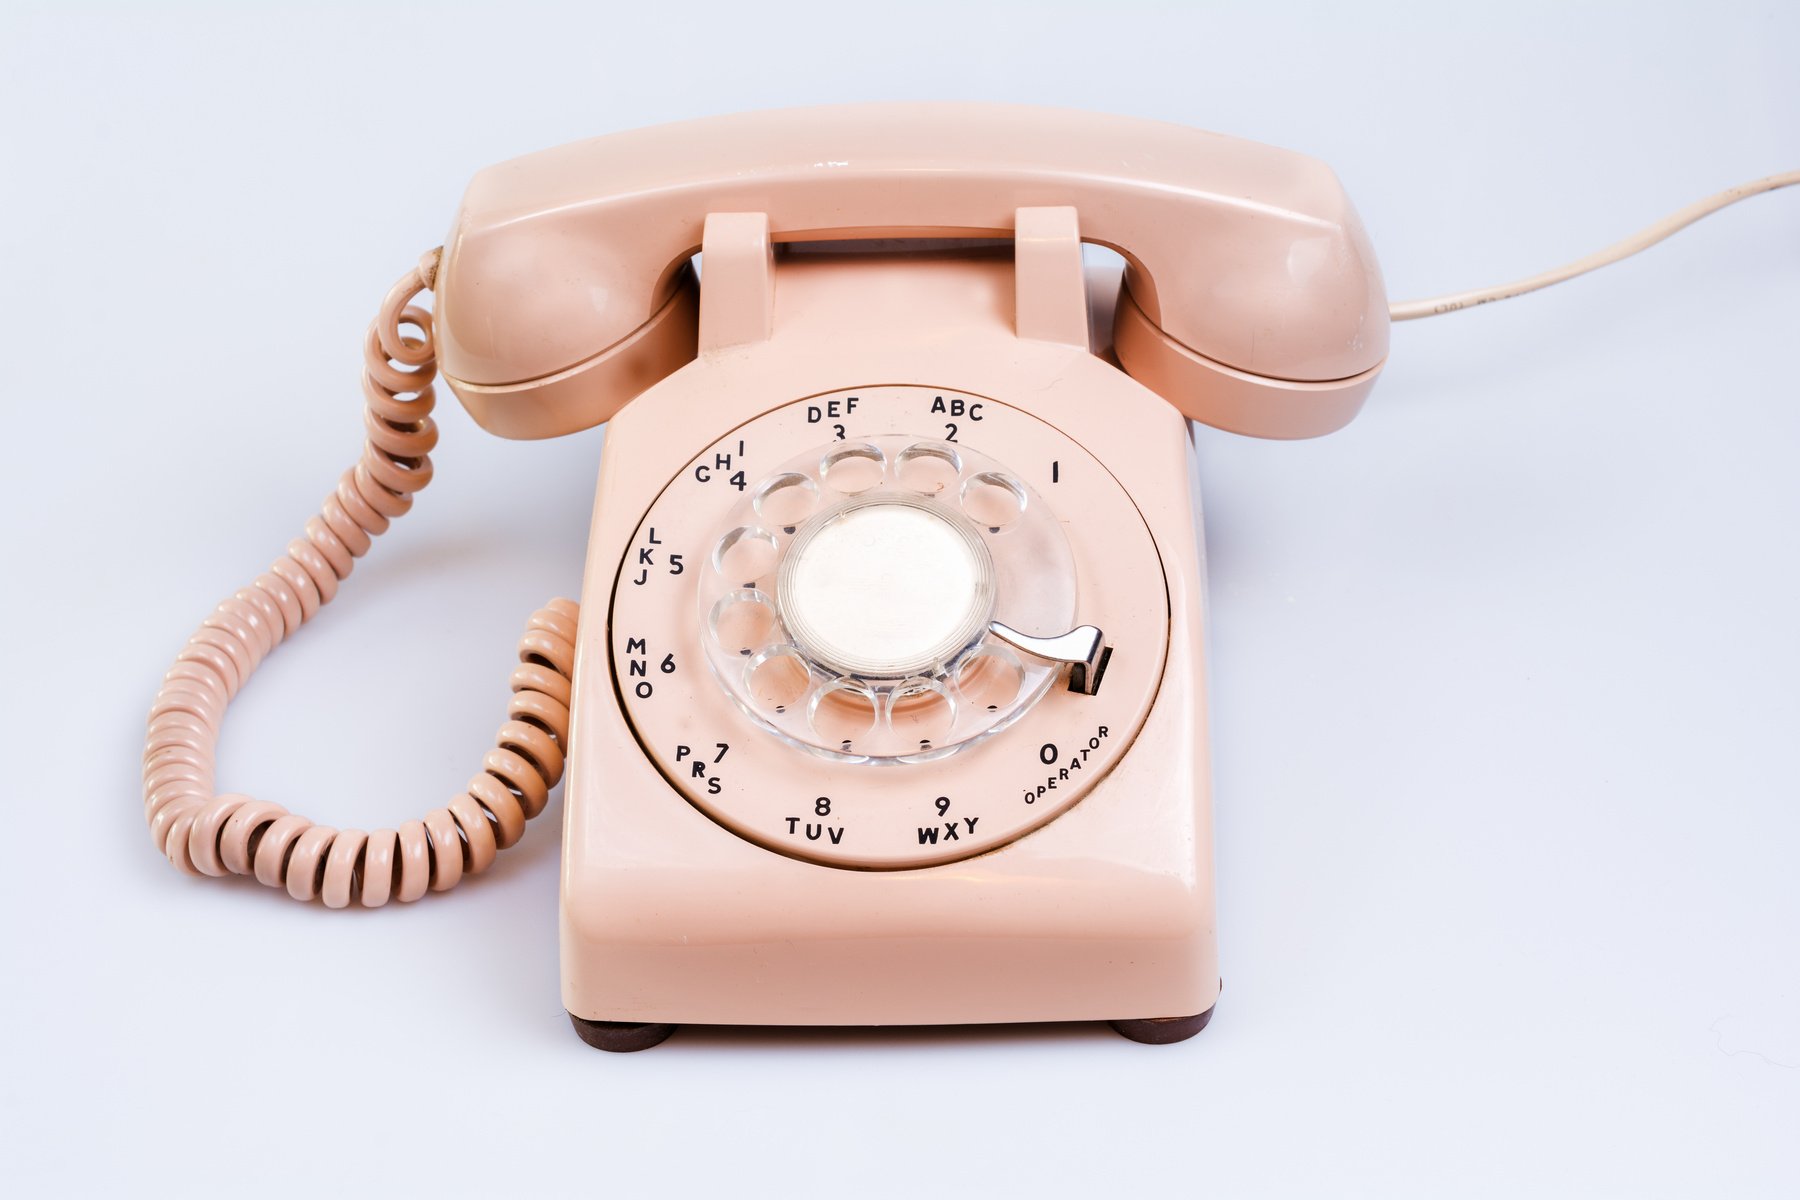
[3,2,1796,1195]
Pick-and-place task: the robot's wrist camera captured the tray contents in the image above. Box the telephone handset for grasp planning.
[143,103,1389,1048]
[436,104,1386,441]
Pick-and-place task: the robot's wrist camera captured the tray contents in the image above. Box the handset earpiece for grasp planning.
[437,258,700,440]
[1111,264,1388,440]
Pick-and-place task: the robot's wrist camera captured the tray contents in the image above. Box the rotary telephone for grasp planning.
[141,104,1795,1051]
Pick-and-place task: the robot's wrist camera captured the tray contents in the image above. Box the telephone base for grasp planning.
[567,1014,679,1053]
[561,252,1219,1043]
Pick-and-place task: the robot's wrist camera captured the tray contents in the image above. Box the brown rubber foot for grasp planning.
[568,1014,678,1052]
[1109,1005,1215,1045]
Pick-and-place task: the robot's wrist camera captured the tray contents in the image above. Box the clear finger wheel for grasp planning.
[697,435,1081,762]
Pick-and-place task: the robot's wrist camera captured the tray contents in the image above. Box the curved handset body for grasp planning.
[434,103,1389,441]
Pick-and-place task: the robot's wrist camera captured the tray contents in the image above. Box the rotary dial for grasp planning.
[608,385,1167,869]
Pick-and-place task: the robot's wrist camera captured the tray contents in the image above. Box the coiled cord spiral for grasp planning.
[142,252,579,907]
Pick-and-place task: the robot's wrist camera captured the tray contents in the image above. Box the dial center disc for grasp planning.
[776,496,996,680]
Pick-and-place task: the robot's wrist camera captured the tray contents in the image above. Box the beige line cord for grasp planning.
[1389,169,1800,321]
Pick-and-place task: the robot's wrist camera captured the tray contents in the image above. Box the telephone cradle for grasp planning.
[142,105,1392,1049]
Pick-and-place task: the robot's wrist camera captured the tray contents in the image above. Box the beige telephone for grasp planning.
[141,104,1794,1050]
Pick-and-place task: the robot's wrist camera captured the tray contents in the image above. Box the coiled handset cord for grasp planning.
[142,252,579,907]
